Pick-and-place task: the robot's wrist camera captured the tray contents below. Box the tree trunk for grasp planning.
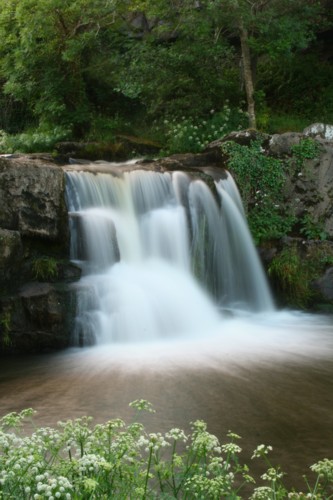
[239,20,257,129]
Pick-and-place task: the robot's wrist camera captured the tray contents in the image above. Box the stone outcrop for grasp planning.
[205,126,333,239]
[0,155,68,240]
[0,154,75,352]
[303,123,333,140]
[269,134,333,238]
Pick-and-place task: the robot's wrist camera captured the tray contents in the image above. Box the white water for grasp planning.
[65,165,275,345]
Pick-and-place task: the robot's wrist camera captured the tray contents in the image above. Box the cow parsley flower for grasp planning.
[252,444,273,459]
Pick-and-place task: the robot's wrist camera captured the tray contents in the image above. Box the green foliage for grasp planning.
[116,16,239,121]
[32,257,58,282]
[0,0,127,137]
[269,242,333,309]
[0,127,70,153]
[0,0,331,144]
[0,404,333,499]
[160,105,247,155]
[260,50,333,124]
[268,246,312,308]
[291,138,321,167]
[300,213,328,241]
[86,115,132,142]
[287,137,321,186]
[263,114,310,134]
[222,139,295,243]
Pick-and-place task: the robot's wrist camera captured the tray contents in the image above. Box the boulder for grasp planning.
[20,282,64,327]
[204,129,270,163]
[0,282,75,352]
[0,155,68,241]
[268,132,303,156]
[303,123,333,140]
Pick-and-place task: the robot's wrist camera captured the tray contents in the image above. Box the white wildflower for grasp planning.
[252,444,273,459]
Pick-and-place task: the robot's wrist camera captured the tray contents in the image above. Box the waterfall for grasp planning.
[65,165,274,345]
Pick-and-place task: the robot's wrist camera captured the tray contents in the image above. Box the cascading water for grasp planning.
[65,165,274,345]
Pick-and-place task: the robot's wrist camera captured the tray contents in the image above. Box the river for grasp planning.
[1,311,332,491]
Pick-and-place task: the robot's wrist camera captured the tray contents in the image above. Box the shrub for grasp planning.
[0,127,70,154]
[222,139,295,243]
[159,104,247,155]
[268,245,312,308]
[0,403,332,499]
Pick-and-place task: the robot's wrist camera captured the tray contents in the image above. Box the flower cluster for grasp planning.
[129,399,155,413]
[0,406,332,499]
[250,485,275,499]
[33,474,72,499]
[160,104,247,155]
[252,444,273,459]
[310,458,333,480]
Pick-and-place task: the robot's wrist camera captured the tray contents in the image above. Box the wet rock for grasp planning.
[20,283,64,326]
[0,282,75,353]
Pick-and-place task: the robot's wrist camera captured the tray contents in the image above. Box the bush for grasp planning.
[268,242,333,309]
[222,139,295,244]
[159,104,247,155]
[268,246,312,308]
[0,127,70,154]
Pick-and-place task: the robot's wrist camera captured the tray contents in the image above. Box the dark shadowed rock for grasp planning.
[20,282,64,326]
[0,229,22,285]
[312,267,333,301]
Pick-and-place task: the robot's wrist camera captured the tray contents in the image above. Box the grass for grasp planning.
[261,113,311,135]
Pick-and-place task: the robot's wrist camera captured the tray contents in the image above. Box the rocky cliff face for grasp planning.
[206,127,333,309]
[0,155,67,239]
[0,154,77,352]
[268,132,333,238]
[1,126,333,353]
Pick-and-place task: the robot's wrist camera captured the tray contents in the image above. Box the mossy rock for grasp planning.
[55,137,162,162]
[268,239,333,310]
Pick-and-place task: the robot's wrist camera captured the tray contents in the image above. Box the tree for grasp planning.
[209,0,324,128]
[0,0,128,136]
[115,0,323,128]
[114,0,240,120]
